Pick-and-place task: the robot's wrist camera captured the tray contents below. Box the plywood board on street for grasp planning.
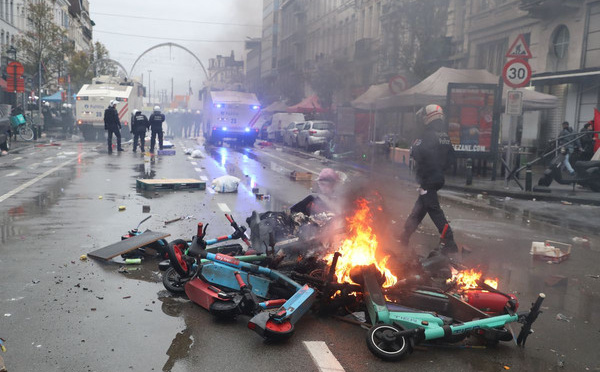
[88,231,171,261]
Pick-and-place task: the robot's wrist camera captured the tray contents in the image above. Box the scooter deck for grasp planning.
[88,231,170,260]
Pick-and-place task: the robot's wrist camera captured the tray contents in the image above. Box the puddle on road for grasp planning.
[0,168,77,245]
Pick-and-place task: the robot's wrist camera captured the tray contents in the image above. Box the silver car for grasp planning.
[297,120,335,150]
[282,122,305,147]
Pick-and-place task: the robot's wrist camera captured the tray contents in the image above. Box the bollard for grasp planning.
[466,158,473,185]
[525,164,532,191]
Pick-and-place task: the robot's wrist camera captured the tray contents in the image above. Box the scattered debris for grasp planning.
[144,309,153,312]
[572,236,590,248]
[122,296,131,299]
[79,254,87,261]
[157,149,176,155]
[586,274,599,279]
[142,205,150,213]
[531,241,571,263]
[211,175,241,193]
[252,187,259,194]
[118,206,126,211]
[124,258,142,265]
[183,148,193,155]
[118,267,129,274]
[556,313,572,322]
[503,366,511,370]
[561,201,573,205]
[98,195,103,199]
[32,280,40,284]
[191,149,204,158]
[290,171,312,181]
[164,215,193,225]
[91,308,96,311]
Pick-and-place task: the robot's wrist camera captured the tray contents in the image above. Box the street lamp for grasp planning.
[148,69,152,104]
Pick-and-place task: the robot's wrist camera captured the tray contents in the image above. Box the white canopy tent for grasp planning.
[351,67,559,111]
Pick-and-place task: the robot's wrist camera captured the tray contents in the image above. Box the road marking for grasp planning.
[12,156,22,161]
[255,149,318,175]
[29,163,40,169]
[194,167,202,172]
[190,161,197,165]
[207,187,215,194]
[6,171,20,177]
[303,341,345,372]
[0,154,84,203]
[217,203,230,212]
[199,175,208,181]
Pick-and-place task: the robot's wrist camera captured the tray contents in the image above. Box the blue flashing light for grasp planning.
[215,103,223,108]
[244,127,250,132]
[251,105,260,110]
[222,127,227,131]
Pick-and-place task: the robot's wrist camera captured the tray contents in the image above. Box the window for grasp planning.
[552,25,569,60]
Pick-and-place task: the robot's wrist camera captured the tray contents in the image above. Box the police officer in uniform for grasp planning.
[131,109,149,152]
[400,104,457,253]
[104,100,124,154]
[149,105,166,153]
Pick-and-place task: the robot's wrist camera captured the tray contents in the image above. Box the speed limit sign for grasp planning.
[502,59,531,88]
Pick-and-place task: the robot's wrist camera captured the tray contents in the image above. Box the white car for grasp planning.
[297,120,335,150]
[282,122,305,147]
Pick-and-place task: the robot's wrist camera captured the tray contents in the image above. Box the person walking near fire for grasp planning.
[400,104,458,253]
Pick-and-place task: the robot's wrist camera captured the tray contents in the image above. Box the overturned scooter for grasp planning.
[358,266,545,361]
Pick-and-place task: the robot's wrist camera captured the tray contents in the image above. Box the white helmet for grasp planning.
[110,100,118,106]
[417,104,444,126]
[153,105,160,111]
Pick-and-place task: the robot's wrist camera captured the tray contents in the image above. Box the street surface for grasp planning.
[0,136,598,371]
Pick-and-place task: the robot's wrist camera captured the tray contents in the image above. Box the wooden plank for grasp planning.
[139,178,201,185]
[88,231,171,261]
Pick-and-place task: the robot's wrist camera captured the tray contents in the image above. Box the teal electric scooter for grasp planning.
[359,266,545,361]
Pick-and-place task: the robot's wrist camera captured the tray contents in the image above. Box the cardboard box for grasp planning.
[530,240,571,263]
[290,171,312,181]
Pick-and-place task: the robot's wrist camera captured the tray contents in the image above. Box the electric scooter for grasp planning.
[121,216,169,259]
[358,265,544,361]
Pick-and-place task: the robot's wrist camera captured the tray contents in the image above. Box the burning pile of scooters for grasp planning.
[122,195,545,362]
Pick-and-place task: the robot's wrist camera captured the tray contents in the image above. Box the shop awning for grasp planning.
[531,67,600,85]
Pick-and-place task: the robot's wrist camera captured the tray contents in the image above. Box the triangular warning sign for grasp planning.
[506,34,532,59]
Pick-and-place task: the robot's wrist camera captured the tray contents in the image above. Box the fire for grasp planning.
[448,268,498,290]
[325,198,397,288]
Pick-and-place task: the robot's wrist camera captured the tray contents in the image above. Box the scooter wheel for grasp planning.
[166,239,190,276]
[162,266,186,294]
[366,324,411,361]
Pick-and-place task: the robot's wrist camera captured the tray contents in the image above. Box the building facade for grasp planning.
[446,0,600,148]
[206,51,245,92]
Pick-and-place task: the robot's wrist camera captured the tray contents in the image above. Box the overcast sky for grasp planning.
[89,0,262,102]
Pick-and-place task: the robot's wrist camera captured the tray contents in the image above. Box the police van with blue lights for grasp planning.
[202,90,261,146]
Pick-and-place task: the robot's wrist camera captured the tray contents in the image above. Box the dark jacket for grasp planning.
[104,106,121,130]
[411,119,455,191]
[131,113,149,134]
[149,113,165,131]
[558,127,580,150]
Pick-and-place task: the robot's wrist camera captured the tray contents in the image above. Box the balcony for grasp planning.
[519,0,583,18]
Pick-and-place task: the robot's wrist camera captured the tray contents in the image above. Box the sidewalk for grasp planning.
[341,153,600,206]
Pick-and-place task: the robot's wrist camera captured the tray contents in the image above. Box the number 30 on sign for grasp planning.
[502,59,531,88]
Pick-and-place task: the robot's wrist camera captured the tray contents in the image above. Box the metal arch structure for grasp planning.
[85,58,129,78]
[129,42,209,81]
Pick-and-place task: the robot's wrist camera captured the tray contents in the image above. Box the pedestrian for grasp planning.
[131,109,149,153]
[580,122,594,161]
[194,110,202,137]
[104,100,124,154]
[558,121,582,175]
[61,103,75,136]
[400,104,458,253]
[149,105,165,153]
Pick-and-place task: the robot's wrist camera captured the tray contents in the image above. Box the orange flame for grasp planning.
[447,268,498,290]
[325,198,397,288]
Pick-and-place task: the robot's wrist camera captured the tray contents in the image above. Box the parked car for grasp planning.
[282,122,305,147]
[259,120,271,140]
[297,120,335,150]
[268,113,305,142]
[0,117,10,153]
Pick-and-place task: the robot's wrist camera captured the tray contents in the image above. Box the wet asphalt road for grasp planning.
[0,136,599,372]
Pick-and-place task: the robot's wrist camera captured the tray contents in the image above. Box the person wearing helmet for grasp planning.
[194,110,202,137]
[61,102,75,135]
[148,105,165,153]
[104,100,124,153]
[183,109,193,138]
[131,109,149,153]
[400,104,457,253]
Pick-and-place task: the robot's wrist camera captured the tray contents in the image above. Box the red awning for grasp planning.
[287,95,327,113]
